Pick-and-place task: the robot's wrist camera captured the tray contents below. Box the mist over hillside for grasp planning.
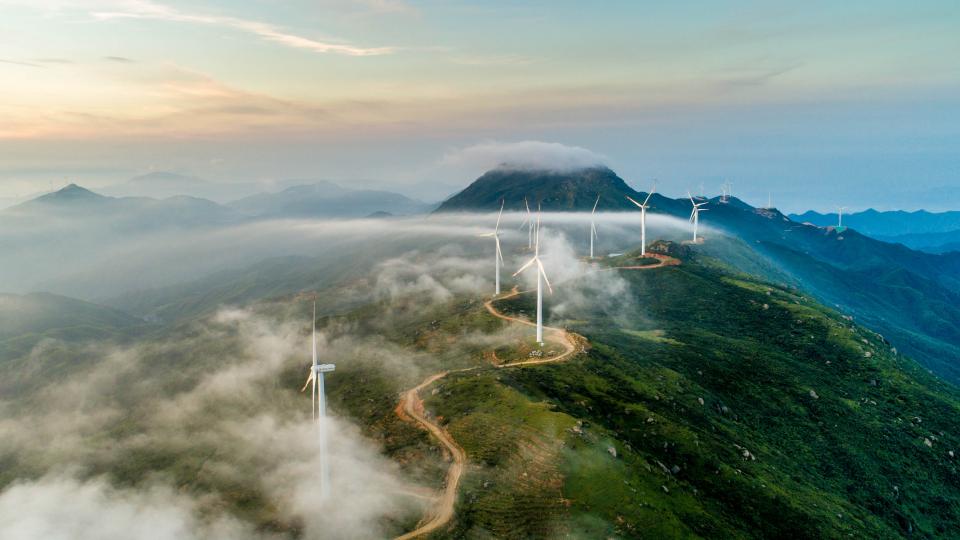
[2,162,960,539]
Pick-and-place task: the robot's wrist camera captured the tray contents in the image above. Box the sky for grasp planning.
[0,0,958,211]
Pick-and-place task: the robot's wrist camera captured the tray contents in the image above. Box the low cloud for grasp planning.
[0,307,426,539]
[0,475,255,540]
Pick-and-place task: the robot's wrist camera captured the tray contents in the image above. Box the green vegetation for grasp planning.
[415,249,960,538]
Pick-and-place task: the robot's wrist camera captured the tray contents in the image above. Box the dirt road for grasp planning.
[393,289,580,539]
[393,253,679,538]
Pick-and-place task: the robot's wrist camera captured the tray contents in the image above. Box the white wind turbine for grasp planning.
[589,195,599,258]
[625,183,656,256]
[688,191,708,242]
[837,206,847,229]
[514,208,552,345]
[301,301,336,499]
[518,197,534,250]
[479,200,505,295]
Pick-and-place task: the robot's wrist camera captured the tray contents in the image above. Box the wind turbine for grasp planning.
[301,301,336,499]
[837,206,847,229]
[589,195,599,258]
[688,191,708,243]
[513,208,552,345]
[625,182,656,256]
[519,198,534,250]
[479,200,505,294]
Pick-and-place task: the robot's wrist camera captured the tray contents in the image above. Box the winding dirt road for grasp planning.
[393,253,678,539]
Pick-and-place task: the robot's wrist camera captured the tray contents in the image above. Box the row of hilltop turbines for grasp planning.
[298,183,847,501]
[481,183,711,346]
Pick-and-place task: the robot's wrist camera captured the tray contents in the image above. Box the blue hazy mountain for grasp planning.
[873,230,960,254]
[791,209,960,236]
[791,209,960,253]
[230,182,433,218]
[9,183,242,229]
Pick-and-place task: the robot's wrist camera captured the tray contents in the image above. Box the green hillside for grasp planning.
[3,236,959,538]
[405,244,960,538]
[432,166,960,384]
[0,292,145,362]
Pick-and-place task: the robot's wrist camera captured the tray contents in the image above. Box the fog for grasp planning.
[0,208,698,301]
[0,208,699,538]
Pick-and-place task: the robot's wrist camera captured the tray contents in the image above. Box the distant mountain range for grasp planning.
[438,166,960,382]
[10,183,242,229]
[791,209,960,254]
[10,181,432,223]
[230,182,432,218]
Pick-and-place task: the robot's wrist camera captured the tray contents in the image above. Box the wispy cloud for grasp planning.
[90,0,394,56]
[103,55,134,63]
[0,58,42,68]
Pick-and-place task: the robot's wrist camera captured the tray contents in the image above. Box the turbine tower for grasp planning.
[625,182,656,256]
[301,301,336,499]
[514,208,552,345]
[837,206,847,229]
[589,194,599,258]
[688,191,708,242]
[479,200,505,294]
[519,198,534,250]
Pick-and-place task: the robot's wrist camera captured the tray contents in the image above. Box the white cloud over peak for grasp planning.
[440,140,608,174]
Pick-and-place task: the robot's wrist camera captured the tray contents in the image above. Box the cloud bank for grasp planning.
[440,141,608,174]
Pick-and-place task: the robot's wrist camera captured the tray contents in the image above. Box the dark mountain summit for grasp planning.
[435,166,650,212]
[22,183,107,207]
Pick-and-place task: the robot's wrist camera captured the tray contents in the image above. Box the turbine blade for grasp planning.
[625,195,643,209]
[642,189,653,206]
[537,259,553,294]
[300,370,315,393]
[592,194,600,213]
[495,200,504,232]
[495,237,504,263]
[514,256,537,276]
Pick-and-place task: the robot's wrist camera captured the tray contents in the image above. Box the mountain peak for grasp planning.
[435,165,642,212]
[40,183,105,202]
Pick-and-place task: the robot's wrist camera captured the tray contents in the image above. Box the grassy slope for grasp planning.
[417,249,960,539]
[4,243,960,538]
